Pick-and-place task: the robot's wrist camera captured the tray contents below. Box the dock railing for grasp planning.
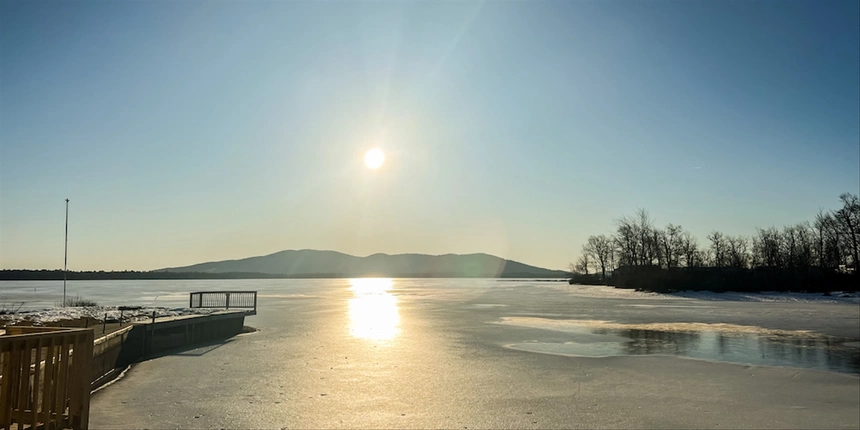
[189,291,257,314]
[0,326,94,430]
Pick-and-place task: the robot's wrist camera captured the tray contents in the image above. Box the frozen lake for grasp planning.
[3,279,859,427]
[2,279,859,374]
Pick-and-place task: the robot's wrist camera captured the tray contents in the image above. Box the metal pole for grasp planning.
[63,198,69,307]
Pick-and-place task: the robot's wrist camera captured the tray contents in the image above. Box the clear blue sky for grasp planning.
[1,0,858,271]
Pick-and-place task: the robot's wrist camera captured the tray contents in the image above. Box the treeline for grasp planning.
[572,193,860,293]
[0,270,285,280]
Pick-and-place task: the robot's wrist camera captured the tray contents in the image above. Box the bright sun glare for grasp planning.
[364,148,385,169]
[349,278,399,341]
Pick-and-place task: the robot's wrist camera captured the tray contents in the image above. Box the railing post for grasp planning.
[253,291,258,313]
[226,292,230,309]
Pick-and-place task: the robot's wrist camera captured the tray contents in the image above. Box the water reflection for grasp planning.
[509,328,860,374]
[620,329,702,356]
[348,278,400,340]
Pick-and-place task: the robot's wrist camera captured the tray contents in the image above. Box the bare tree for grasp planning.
[707,231,728,268]
[613,210,662,267]
[661,224,684,269]
[651,228,664,268]
[609,245,617,273]
[574,192,857,282]
[572,253,590,275]
[833,193,860,271]
[615,216,638,267]
[700,247,715,267]
[726,235,749,269]
[631,209,657,266]
[678,231,700,268]
[782,225,799,269]
[793,223,814,271]
[584,235,614,280]
[753,227,782,268]
[814,210,829,268]
[814,211,843,270]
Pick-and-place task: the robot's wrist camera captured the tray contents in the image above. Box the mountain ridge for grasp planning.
[157,249,567,278]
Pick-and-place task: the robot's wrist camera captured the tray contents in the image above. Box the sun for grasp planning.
[364,148,385,169]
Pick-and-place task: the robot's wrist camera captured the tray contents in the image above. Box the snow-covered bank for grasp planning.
[671,290,860,303]
[0,306,219,326]
[542,283,860,304]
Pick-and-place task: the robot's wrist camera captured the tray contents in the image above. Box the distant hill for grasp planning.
[157,249,568,278]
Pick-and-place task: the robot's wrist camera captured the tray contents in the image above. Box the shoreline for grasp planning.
[0,271,570,281]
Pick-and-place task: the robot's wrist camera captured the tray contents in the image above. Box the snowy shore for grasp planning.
[0,306,219,326]
[545,284,860,304]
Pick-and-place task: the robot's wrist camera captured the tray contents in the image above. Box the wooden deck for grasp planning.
[0,327,94,430]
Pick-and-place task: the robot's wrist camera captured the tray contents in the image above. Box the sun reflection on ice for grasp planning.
[349,278,400,340]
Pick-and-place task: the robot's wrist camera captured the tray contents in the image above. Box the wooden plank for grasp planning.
[31,337,43,428]
[54,335,71,429]
[79,330,93,429]
[41,336,55,429]
[68,334,83,428]
[49,339,63,430]
[1,346,7,427]
[27,338,37,426]
[6,326,71,336]
[15,339,31,429]
[7,339,21,428]
[73,330,92,429]
[8,340,19,427]
[68,332,81,429]
[0,342,13,429]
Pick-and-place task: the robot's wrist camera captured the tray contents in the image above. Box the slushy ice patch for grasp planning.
[496,317,860,374]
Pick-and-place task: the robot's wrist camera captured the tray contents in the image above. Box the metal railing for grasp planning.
[189,291,257,313]
[0,326,94,429]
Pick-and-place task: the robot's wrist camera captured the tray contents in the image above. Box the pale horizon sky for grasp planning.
[1,0,858,272]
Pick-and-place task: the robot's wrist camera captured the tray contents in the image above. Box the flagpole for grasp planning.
[64,198,69,307]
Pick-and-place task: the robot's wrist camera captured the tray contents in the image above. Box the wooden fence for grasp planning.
[0,326,94,430]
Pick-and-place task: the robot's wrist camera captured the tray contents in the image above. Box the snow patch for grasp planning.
[541,284,860,304]
[0,306,219,326]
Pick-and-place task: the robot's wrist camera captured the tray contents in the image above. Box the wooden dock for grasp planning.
[1,291,258,429]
